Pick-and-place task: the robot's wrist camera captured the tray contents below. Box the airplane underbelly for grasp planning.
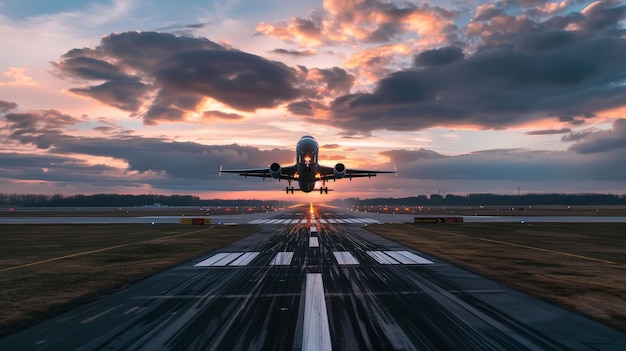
[299,181,316,193]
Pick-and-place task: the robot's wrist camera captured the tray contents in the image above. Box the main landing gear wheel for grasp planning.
[286,186,294,194]
[320,187,328,194]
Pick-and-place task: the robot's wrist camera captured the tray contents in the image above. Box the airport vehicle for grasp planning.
[220,135,396,194]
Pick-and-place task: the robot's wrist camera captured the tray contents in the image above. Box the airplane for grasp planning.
[219,135,396,194]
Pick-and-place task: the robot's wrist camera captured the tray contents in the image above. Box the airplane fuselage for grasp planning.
[219,135,394,194]
[295,135,319,192]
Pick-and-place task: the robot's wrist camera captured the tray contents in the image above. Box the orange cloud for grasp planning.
[0,67,37,87]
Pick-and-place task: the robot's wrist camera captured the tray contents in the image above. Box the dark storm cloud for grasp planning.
[71,79,149,112]
[326,27,626,133]
[271,48,316,57]
[567,119,626,154]
[153,50,299,112]
[1,108,295,190]
[413,46,464,67]
[381,147,626,182]
[202,110,244,121]
[287,100,314,116]
[0,100,18,113]
[579,0,626,32]
[2,110,80,149]
[524,128,571,135]
[54,31,301,124]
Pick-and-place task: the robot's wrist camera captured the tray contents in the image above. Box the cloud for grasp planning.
[414,46,464,67]
[0,67,37,86]
[381,147,626,182]
[1,107,296,190]
[0,100,18,113]
[53,31,301,125]
[524,128,572,135]
[258,0,456,46]
[202,110,244,121]
[271,48,317,57]
[567,119,626,154]
[323,26,626,133]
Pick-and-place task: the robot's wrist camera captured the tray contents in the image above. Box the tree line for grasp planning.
[2,192,626,208]
[0,193,289,207]
[333,193,626,207]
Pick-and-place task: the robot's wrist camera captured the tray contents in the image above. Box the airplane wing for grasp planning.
[219,165,297,181]
[317,164,396,181]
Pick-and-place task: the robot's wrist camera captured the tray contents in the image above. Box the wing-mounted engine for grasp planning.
[333,163,346,179]
[269,162,282,179]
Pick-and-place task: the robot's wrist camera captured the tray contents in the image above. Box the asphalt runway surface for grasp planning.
[2,208,626,350]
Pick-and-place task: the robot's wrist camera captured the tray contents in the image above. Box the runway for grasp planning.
[2,207,625,350]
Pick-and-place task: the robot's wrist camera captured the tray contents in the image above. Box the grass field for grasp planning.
[366,222,626,332]
[0,224,259,336]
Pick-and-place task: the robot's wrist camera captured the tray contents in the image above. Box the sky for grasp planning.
[1,0,626,201]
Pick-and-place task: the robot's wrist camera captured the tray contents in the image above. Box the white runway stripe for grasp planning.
[303,273,332,351]
[228,252,260,266]
[385,251,433,264]
[250,217,379,224]
[309,237,319,248]
[366,251,434,265]
[270,252,294,265]
[333,251,359,265]
[195,252,242,267]
[367,251,398,264]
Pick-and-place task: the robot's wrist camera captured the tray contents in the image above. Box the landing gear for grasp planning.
[320,181,328,194]
[286,180,294,194]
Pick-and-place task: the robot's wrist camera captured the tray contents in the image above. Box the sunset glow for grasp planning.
[1,1,626,199]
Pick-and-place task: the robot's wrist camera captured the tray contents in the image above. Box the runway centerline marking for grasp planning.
[309,237,319,248]
[302,273,332,351]
[0,227,214,273]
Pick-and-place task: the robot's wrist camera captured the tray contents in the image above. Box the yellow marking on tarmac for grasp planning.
[0,227,213,273]
[419,227,625,266]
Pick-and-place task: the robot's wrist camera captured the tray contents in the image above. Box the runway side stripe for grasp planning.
[367,251,399,264]
[333,251,359,265]
[303,273,332,351]
[309,237,319,248]
[385,251,434,264]
[270,252,294,265]
[228,252,260,266]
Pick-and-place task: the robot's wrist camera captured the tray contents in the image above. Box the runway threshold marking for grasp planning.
[333,251,359,265]
[303,273,332,351]
[420,227,626,266]
[270,252,294,265]
[194,252,261,267]
[0,227,214,273]
[366,251,433,265]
